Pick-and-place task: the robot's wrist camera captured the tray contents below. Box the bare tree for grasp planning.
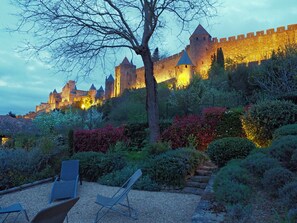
[13,0,217,143]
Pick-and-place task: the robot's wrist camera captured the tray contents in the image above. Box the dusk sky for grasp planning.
[0,0,296,115]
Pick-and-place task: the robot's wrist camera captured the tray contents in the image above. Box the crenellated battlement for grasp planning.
[212,24,297,43]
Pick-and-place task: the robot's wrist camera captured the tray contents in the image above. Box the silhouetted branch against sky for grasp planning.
[12,0,217,77]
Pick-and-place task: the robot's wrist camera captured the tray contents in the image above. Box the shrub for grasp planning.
[0,147,61,189]
[214,181,252,205]
[224,204,252,223]
[99,165,160,191]
[288,208,297,223]
[144,141,171,156]
[269,135,297,171]
[261,167,294,197]
[207,137,255,167]
[161,115,202,149]
[241,153,280,178]
[273,124,297,139]
[71,151,126,181]
[144,148,206,186]
[74,125,126,153]
[241,100,297,147]
[71,152,103,181]
[216,108,245,138]
[124,122,148,148]
[279,181,297,209]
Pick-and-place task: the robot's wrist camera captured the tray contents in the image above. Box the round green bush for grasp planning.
[279,181,297,209]
[269,135,297,171]
[288,208,297,222]
[241,100,297,147]
[207,137,255,167]
[241,153,280,178]
[273,124,297,139]
[71,152,103,181]
[144,148,205,186]
[261,167,294,197]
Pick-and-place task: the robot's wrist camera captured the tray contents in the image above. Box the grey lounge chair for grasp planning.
[0,203,29,223]
[94,169,142,222]
[49,160,81,203]
[31,197,79,223]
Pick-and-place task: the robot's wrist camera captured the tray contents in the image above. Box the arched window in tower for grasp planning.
[185,65,188,68]
[196,37,199,41]
[202,61,204,64]
[203,37,206,41]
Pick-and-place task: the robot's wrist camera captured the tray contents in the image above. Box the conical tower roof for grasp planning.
[121,57,131,65]
[89,84,96,90]
[191,24,210,37]
[53,89,57,94]
[106,74,114,82]
[98,86,104,92]
[176,50,194,66]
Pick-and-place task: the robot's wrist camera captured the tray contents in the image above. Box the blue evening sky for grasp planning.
[0,0,296,115]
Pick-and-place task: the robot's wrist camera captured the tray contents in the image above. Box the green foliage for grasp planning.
[72,151,127,182]
[71,152,103,181]
[269,135,297,171]
[68,129,74,156]
[124,122,148,148]
[14,134,37,150]
[207,137,255,167]
[169,76,205,115]
[224,204,252,223]
[241,100,297,147]
[241,152,280,178]
[144,141,171,156]
[216,108,245,138]
[144,148,206,186]
[0,147,63,189]
[279,180,297,209]
[273,124,297,139]
[99,165,160,191]
[214,160,252,205]
[261,167,294,197]
[250,44,297,97]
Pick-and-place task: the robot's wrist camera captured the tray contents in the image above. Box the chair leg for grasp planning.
[23,209,30,222]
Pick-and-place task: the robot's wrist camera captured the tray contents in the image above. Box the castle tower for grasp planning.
[96,86,105,100]
[189,24,213,78]
[88,84,97,102]
[105,74,114,99]
[114,57,137,97]
[175,50,195,88]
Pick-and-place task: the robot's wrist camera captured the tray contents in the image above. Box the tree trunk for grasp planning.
[141,51,160,143]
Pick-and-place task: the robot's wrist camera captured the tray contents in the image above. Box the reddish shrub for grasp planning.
[161,107,227,150]
[74,125,126,153]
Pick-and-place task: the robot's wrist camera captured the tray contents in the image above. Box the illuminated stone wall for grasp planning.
[212,24,297,65]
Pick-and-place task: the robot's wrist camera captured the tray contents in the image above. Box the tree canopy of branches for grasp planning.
[250,44,297,97]
[13,0,217,142]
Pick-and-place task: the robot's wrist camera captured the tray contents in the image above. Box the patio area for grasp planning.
[0,181,200,223]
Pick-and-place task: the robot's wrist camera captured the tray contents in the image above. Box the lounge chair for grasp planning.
[31,197,79,223]
[49,160,81,203]
[0,203,29,223]
[94,169,142,222]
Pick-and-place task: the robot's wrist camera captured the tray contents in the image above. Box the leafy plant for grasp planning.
[207,137,255,167]
[261,167,294,197]
[273,124,297,139]
[279,181,297,209]
[241,100,297,147]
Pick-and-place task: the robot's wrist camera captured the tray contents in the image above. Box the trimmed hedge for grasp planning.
[273,124,297,139]
[241,100,297,147]
[207,137,255,167]
[269,135,297,171]
[144,148,206,186]
[74,125,126,153]
[214,161,252,205]
[241,152,280,178]
[261,167,294,197]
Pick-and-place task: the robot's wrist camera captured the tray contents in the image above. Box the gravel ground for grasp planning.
[1,182,200,223]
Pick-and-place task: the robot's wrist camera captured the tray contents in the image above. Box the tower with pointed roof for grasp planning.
[114,57,136,97]
[105,74,115,99]
[189,24,213,77]
[175,50,195,87]
[88,84,97,102]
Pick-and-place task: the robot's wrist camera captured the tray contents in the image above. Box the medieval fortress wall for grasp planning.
[212,24,297,64]
[132,24,297,90]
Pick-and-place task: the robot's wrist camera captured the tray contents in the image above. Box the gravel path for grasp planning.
[1,182,200,223]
